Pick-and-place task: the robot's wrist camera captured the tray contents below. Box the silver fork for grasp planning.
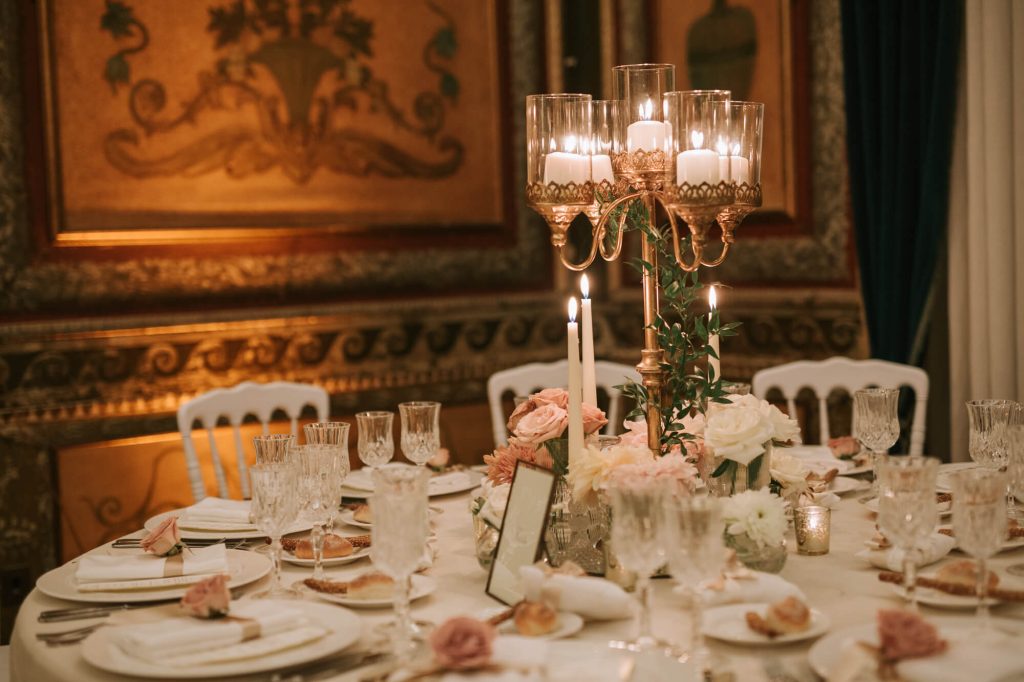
[36,623,106,646]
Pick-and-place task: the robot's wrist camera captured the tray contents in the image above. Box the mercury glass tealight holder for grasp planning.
[611,64,675,189]
[794,505,831,556]
[525,93,594,247]
[716,101,764,245]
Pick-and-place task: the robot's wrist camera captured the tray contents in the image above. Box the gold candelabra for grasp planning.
[526,69,764,453]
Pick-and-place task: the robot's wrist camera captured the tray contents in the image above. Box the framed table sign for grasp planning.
[485,461,557,605]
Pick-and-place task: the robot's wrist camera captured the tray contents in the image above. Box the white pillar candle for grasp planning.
[591,154,615,184]
[626,121,667,152]
[709,285,721,381]
[567,298,584,459]
[677,131,720,185]
[543,152,588,185]
[730,155,750,184]
[580,275,597,408]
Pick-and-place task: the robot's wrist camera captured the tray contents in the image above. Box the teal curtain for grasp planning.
[840,0,962,363]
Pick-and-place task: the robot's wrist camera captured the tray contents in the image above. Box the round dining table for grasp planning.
[11,463,1024,681]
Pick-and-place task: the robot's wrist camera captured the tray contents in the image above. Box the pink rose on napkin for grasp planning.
[828,435,861,459]
[180,574,231,619]
[428,447,450,469]
[877,609,947,662]
[140,516,183,557]
[512,403,568,444]
[581,402,609,435]
[430,616,495,670]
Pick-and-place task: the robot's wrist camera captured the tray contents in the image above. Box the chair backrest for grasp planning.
[751,356,929,455]
[486,359,641,447]
[176,381,330,502]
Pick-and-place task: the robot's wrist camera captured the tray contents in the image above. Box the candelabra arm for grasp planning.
[699,241,731,268]
[667,215,703,273]
[593,191,642,263]
[557,236,601,272]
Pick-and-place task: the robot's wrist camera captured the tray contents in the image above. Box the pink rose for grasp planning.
[531,388,569,409]
[428,448,450,469]
[581,403,609,435]
[513,403,568,445]
[877,609,947,661]
[140,516,181,556]
[180,574,231,619]
[429,616,495,670]
[828,435,861,459]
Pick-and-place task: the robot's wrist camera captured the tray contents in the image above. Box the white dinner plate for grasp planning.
[340,469,482,499]
[861,497,952,517]
[702,603,829,645]
[310,574,436,609]
[475,607,584,641]
[937,525,1024,554]
[282,545,371,567]
[337,508,372,529]
[80,599,362,679]
[36,549,271,604]
[936,462,981,492]
[807,617,1024,682]
[144,508,312,540]
[830,475,870,495]
[885,581,1002,609]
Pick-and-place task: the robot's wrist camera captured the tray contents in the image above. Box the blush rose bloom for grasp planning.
[428,447,450,468]
[512,403,568,445]
[506,388,570,433]
[581,403,609,435]
[429,616,495,670]
[140,516,182,556]
[180,574,231,618]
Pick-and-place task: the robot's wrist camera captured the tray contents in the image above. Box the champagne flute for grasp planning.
[663,495,724,670]
[951,468,1007,632]
[370,464,430,660]
[303,422,352,533]
[608,478,671,652]
[249,462,300,599]
[876,456,938,610]
[290,444,342,581]
[356,411,395,468]
[398,401,441,466]
[853,388,900,496]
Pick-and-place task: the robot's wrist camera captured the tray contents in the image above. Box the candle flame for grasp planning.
[580,274,590,299]
[716,137,728,155]
[639,98,653,121]
[709,285,717,310]
[568,297,578,322]
[732,142,742,156]
[690,130,705,149]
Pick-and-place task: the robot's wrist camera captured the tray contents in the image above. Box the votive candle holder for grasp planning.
[794,505,830,555]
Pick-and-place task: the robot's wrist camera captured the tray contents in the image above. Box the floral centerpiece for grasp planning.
[721,488,789,572]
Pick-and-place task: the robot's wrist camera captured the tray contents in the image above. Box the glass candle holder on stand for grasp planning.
[793,505,831,555]
[586,99,623,227]
[716,101,764,242]
[611,64,675,189]
[525,93,593,247]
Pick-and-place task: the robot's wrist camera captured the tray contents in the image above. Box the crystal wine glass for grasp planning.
[1005,404,1024,577]
[951,467,1007,631]
[853,388,900,496]
[356,411,395,468]
[398,401,441,467]
[290,444,343,581]
[303,422,352,533]
[249,461,300,599]
[370,464,430,660]
[967,399,1015,515]
[608,479,671,652]
[663,495,724,668]
[253,433,295,464]
[876,456,939,610]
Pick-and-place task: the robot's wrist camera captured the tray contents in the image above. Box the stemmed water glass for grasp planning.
[608,479,671,652]
[398,401,442,466]
[303,421,352,533]
[967,399,1016,514]
[249,461,300,599]
[356,411,395,468]
[663,495,724,670]
[853,388,900,495]
[253,433,295,464]
[370,464,430,660]
[951,468,1007,632]
[1006,403,1024,577]
[876,456,939,610]
[290,443,345,581]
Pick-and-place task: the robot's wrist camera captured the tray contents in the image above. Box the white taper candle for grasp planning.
[580,275,597,408]
[567,298,584,459]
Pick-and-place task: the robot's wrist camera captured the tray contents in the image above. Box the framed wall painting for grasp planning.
[22,0,515,254]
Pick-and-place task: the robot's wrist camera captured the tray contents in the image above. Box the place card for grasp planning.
[486,461,557,605]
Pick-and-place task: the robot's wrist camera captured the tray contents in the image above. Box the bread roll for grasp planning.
[513,601,559,636]
[291,534,354,559]
[353,504,372,523]
[347,572,395,600]
[746,596,810,638]
[936,560,999,590]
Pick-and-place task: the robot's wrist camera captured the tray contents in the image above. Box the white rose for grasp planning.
[759,402,801,444]
[769,452,809,499]
[704,405,773,466]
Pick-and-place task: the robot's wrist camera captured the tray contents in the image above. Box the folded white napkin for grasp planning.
[518,566,633,620]
[784,445,854,473]
[76,544,228,584]
[439,636,547,682]
[856,533,956,572]
[115,601,319,664]
[179,497,253,528]
[695,569,805,607]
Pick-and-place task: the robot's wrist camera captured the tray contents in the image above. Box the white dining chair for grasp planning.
[177,381,330,502]
[486,359,641,447]
[751,356,929,455]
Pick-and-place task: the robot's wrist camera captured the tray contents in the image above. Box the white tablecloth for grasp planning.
[11,471,1024,681]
